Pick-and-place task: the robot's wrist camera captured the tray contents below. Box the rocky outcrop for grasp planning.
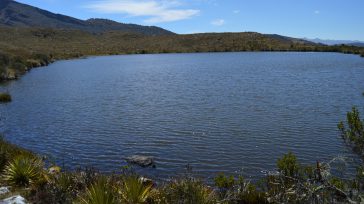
[0,187,27,204]
[1,195,27,204]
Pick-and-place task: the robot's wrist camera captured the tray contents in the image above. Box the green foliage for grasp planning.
[161,178,216,204]
[277,152,300,177]
[33,53,51,66]
[338,106,364,154]
[119,175,152,204]
[0,92,11,102]
[0,136,33,172]
[329,177,345,190]
[0,52,10,67]
[80,177,117,204]
[3,155,44,187]
[214,173,235,190]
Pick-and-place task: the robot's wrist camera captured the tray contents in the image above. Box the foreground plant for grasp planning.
[338,106,364,155]
[162,178,216,204]
[80,177,117,204]
[214,173,267,203]
[3,155,44,187]
[119,175,152,204]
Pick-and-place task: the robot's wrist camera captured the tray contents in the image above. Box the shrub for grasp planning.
[80,177,117,204]
[0,92,11,102]
[3,155,44,187]
[213,173,267,203]
[0,136,34,172]
[277,152,300,177]
[119,175,152,204]
[161,178,216,204]
[338,107,364,155]
[214,173,235,199]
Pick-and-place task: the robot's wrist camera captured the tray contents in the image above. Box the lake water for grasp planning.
[1,52,364,180]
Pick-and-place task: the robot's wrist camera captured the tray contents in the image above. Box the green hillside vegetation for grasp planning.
[0,27,363,81]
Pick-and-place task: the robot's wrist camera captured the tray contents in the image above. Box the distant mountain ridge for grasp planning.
[304,38,364,46]
[0,0,174,36]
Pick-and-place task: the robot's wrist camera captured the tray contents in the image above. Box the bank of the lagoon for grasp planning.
[1,52,364,180]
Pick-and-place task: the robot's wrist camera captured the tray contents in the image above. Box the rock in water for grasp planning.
[125,155,154,167]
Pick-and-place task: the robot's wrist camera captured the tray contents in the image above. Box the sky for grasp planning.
[16,0,364,41]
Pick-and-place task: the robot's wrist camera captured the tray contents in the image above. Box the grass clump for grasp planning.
[3,155,44,187]
[0,92,11,103]
[0,135,34,172]
[119,175,152,204]
[80,177,117,204]
[161,178,216,204]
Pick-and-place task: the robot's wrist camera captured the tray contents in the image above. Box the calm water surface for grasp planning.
[1,52,364,180]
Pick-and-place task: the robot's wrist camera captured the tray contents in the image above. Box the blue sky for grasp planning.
[17,0,364,41]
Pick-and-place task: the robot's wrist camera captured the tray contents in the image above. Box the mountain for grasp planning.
[0,0,174,36]
[304,38,364,46]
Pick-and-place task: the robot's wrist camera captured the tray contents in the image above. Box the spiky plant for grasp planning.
[80,177,117,204]
[119,175,152,204]
[3,155,43,187]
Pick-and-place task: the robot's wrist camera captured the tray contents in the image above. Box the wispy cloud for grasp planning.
[211,19,225,26]
[314,10,320,14]
[86,0,200,24]
[233,10,240,14]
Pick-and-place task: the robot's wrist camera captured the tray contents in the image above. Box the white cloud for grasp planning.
[211,19,225,26]
[86,0,200,24]
[314,10,320,14]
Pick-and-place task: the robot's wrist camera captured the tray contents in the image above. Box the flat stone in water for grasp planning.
[125,155,154,167]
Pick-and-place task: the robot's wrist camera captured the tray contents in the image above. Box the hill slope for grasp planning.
[0,0,174,35]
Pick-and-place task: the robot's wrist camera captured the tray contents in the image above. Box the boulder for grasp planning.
[0,187,10,195]
[1,195,27,204]
[125,155,155,167]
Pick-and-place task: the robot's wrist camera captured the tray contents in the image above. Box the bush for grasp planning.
[338,107,364,155]
[161,178,216,204]
[214,173,267,203]
[277,152,300,177]
[80,177,117,204]
[3,155,44,187]
[119,175,152,204]
[0,92,11,102]
[0,136,34,172]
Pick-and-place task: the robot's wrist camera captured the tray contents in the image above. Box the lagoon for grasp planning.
[1,52,364,180]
